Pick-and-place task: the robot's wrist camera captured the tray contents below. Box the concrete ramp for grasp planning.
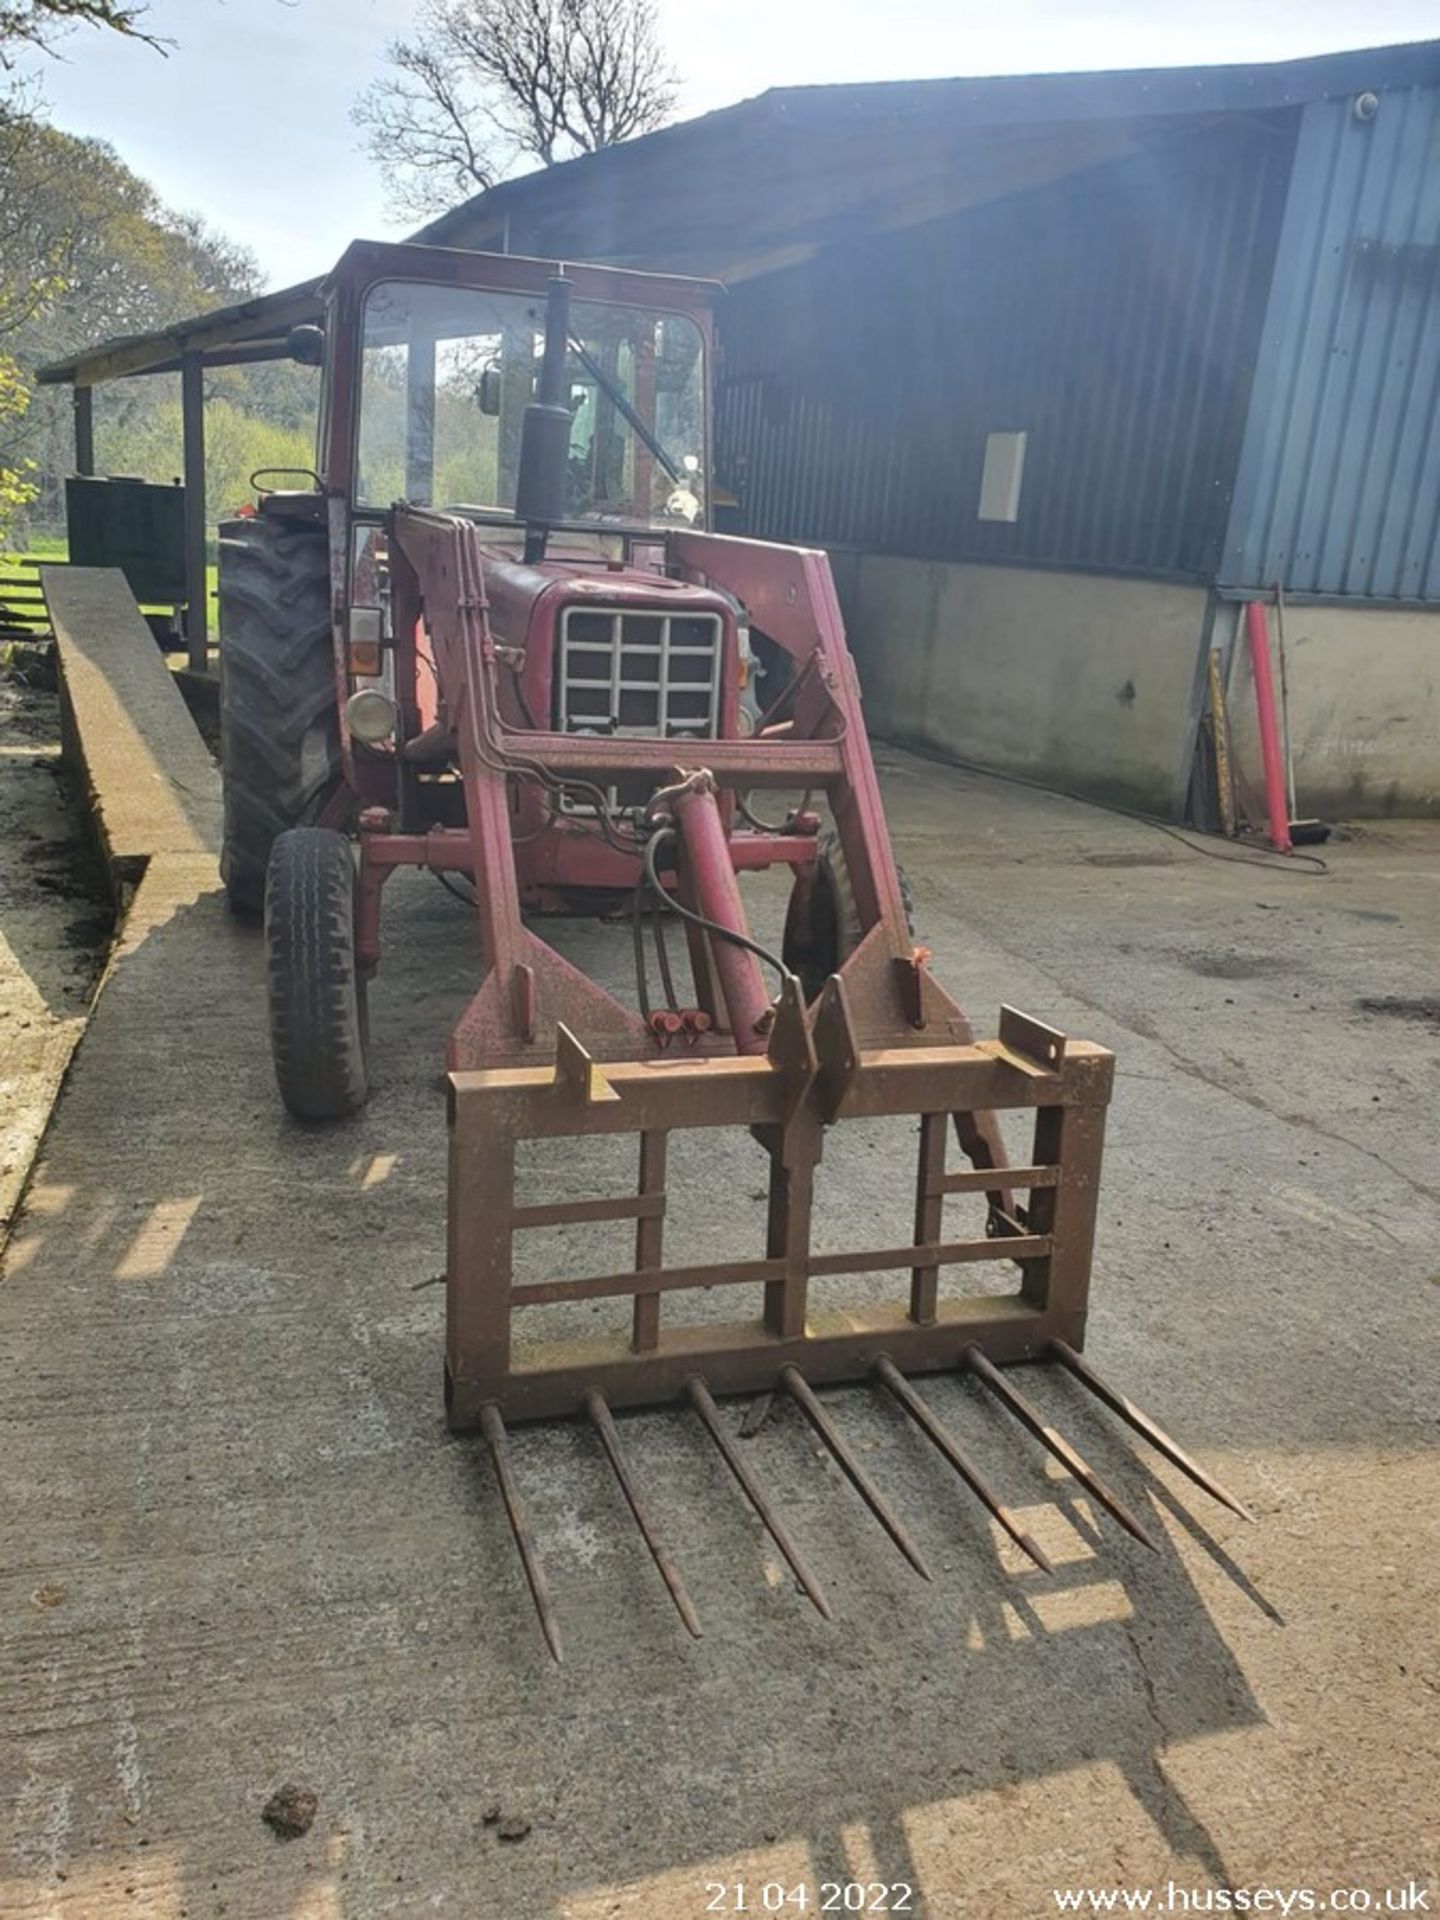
[43,566,220,896]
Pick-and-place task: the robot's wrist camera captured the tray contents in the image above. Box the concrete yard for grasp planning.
[2,747,1438,1919]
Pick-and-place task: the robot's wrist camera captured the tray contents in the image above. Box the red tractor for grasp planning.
[217,240,1243,1654]
[221,242,852,1111]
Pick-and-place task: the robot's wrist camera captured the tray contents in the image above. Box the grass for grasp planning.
[10,534,66,562]
[3,532,219,610]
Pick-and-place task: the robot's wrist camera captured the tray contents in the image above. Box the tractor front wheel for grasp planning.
[265,828,370,1121]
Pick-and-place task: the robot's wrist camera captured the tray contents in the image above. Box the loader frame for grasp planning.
[372,505,1099,1429]
[318,263,1098,1426]
[375,513,1028,1083]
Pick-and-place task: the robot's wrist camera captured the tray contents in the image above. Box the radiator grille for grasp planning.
[556,606,724,811]
[558,607,723,736]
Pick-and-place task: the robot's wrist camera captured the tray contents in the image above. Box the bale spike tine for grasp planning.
[1048,1340,1255,1522]
[480,1403,564,1663]
[686,1375,834,1620]
[585,1389,703,1638]
[873,1356,1054,1575]
[781,1366,933,1581]
[962,1347,1159,1553]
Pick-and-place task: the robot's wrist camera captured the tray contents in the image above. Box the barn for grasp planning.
[41,38,1440,817]
[416,38,1440,819]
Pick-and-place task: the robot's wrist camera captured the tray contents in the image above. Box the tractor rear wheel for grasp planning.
[265,828,369,1121]
[218,512,338,917]
[783,826,916,1003]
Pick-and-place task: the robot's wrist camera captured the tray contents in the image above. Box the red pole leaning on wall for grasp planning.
[1243,598,1292,855]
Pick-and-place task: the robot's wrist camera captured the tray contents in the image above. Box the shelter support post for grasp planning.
[181,351,208,673]
[72,386,95,478]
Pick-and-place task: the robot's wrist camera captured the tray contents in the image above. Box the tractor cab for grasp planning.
[337,251,712,532]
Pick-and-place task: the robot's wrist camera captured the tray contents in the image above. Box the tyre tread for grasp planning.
[219,515,338,915]
[787,826,916,1002]
[265,828,369,1121]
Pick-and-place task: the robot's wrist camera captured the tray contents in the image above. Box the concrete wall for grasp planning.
[1225,601,1440,819]
[839,554,1210,816]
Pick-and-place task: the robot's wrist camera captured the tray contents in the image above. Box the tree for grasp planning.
[0,350,36,533]
[354,0,677,219]
[2,124,258,350]
[0,0,168,543]
[0,0,162,66]
[0,10,322,553]
[0,117,320,541]
[0,106,55,531]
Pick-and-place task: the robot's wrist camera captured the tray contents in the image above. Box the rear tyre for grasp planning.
[219,513,338,917]
[265,828,369,1122]
[783,825,916,1003]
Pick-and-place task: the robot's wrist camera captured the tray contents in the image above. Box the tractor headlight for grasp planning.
[347,688,397,744]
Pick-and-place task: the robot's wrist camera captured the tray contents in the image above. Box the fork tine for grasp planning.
[687,1375,833,1620]
[481,1403,564,1662]
[1048,1340,1255,1521]
[962,1347,1159,1553]
[874,1356,1053,1574]
[587,1388,703,1638]
[782,1366,932,1580]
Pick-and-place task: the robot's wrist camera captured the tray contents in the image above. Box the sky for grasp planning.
[20,0,1440,291]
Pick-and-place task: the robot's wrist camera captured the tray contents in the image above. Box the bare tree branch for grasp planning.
[560,0,673,153]
[0,0,168,68]
[354,30,504,221]
[353,0,677,217]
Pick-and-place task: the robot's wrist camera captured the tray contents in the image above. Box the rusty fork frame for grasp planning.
[447,997,1109,1425]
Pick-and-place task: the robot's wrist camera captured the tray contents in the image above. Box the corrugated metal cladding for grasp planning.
[715,115,1296,580]
[1224,87,1440,600]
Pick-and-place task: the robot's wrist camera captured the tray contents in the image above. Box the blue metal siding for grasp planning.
[716,116,1295,579]
[1224,86,1440,599]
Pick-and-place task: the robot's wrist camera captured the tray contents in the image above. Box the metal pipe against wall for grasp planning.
[1243,599,1291,855]
[1205,648,1237,838]
[1273,582,1299,823]
[673,782,772,1053]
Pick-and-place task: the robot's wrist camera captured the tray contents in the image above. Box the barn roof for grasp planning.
[37,38,1440,388]
[413,39,1440,278]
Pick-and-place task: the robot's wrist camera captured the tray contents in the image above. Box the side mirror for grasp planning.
[476,364,502,416]
[286,324,326,368]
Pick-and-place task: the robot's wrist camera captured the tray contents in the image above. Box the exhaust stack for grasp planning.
[515,271,572,564]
